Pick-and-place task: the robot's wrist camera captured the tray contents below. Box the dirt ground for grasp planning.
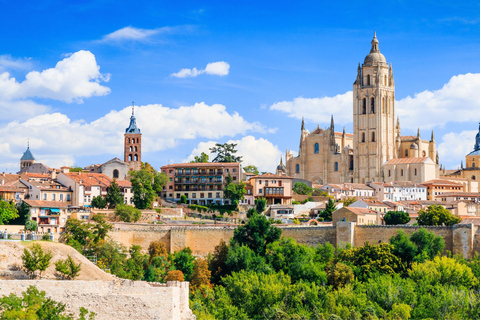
[0,241,115,281]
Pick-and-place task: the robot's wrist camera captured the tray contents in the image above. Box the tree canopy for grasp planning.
[209,143,242,163]
[384,211,410,225]
[106,179,123,208]
[223,174,246,207]
[243,165,259,175]
[0,200,18,225]
[190,152,209,163]
[417,204,461,226]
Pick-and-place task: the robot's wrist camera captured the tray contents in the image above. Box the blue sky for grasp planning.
[2,0,480,173]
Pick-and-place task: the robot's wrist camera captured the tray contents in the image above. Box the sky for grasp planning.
[2,0,480,173]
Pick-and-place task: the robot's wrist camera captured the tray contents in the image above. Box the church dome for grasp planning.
[277,163,286,171]
[363,32,387,66]
[410,142,419,150]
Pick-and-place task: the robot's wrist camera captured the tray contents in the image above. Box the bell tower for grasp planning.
[124,103,142,171]
[353,33,396,183]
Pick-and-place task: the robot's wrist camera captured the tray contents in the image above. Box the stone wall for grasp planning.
[108,223,477,258]
[0,280,194,320]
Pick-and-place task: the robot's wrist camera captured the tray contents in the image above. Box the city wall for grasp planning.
[0,280,194,320]
[109,222,477,258]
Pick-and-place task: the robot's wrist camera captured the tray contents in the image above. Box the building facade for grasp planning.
[285,33,438,184]
[248,173,293,205]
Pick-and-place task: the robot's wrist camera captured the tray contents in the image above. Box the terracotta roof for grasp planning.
[383,181,424,188]
[439,192,480,198]
[384,157,430,165]
[0,173,20,183]
[161,162,240,169]
[420,179,463,187]
[343,183,374,190]
[362,199,388,206]
[383,201,404,207]
[63,172,129,188]
[249,172,293,179]
[116,180,132,188]
[0,185,25,192]
[334,131,354,137]
[23,200,68,208]
[344,207,377,215]
[400,135,417,141]
[24,173,49,178]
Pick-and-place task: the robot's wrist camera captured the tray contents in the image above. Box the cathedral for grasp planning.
[283,33,439,184]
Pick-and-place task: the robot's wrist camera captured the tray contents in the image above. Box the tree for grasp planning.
[417,204,461,226]
[173,247,196,281]
[319,198,336,221]
[243,165,259,175]
[91,195,107,209]
[130,169,156,209]
[223,174,246,207]
[55,255,82,280]
[165,270,184,282]
[25,220,37,231]
[384,211,410,225]
[69,166,83,172]
[190,152,209,163]
[190,258,211,292]
[292,182,312,195]
[153,171,168,194]
[180,194,187,204]
[0,199,19,225]
[342,197,357,207]
[327,262,354,288]
[114,205,142,222]
[210,143,242,163]
[231,212,282,255]
[209,239,229,284]
[255,198,267,213]
[148,240,168,262]
[105,179,123,209]
[22,244,52,278]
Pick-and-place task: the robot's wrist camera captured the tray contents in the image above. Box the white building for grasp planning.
[369,181,427,201]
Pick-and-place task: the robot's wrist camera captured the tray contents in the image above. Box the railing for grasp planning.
[0,231,55,241]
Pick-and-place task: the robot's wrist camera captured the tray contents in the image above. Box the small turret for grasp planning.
[330,115,335,146]
[431,130,435,142]
[417,128,421,139]
[389,63,394,86]
[354,63,362,85]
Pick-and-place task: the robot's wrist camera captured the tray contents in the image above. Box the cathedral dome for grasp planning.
[410,142,419,150]
[363,32,387,66]
[277,163,286,171]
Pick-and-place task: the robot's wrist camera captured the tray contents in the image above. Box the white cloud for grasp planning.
[185,136,282,173]
[269,92,353,125]
[0,55,32,71]
[100,26,171,43]
[171,61,230,78]
[438,130,477,169]
[1,103,272,172]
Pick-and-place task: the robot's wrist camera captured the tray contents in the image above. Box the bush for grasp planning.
[180,195,187,204]
[327,262,354,288]
[25,220,37,231]
[114,204,142,222]
[22,243,52,278]
[255,198,267,213]
[42,234,51,241]
[91,195,107,209]
[55,255,82,280]
[384,211,410,225]
[165,270,184,281]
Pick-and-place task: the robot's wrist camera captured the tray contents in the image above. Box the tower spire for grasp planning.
[431,130,435,142]
[370,31,380,53]
[417,128,420,139]
[301,117,305,131]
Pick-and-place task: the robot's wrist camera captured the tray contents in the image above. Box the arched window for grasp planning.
[384,75,387,86]
[334,162,339,171]
[134,146,138,152]
[314,143,319,154]
[129,146,133,152]
[113,169,119,179]
[388,170,391,177]
[350,160,354,170]
[473,175,476,180]
[415,168,417,176]
[371,97,375,113]
[137,138,140,143]
[371,131,375,142]
[362,98,366,114]
[367,74,371,85]
[405,149,408,157]
[296,164,300,173]
[422,151,426,157]
[362,132,366,142]
[128,138,130,143]
[134,154,138,161]
[128,154,132,161]
[473,163,476,168]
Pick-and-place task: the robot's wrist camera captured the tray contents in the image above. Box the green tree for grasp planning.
[255,197,267,213]
[210,143,242,163]
[231,212,282,255]
[319,198,336,221]
[69,166,83,172]
[409,227,445,261]
[114,204,142,222]
[172,247,196,281]
[153,171,168,194]
[180,194,187,204]
[223,174,246,207]
[105,179,123,209]
[190,152,209,163]
[209,239,229,284]
[342,197,357,207]
[243,165,259,175]
[327,262,354,288]
[292,182,312,195]
[22,244,53,278]
[0,199,19,225]
[25,220,37,231]
[417,204,461,226]
[129,169,156,209]
[91,195,107,209]
[55,255,82,280]
[384,211,410,225]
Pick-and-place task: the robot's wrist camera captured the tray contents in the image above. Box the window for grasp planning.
[367,74,371,85]
[67,194,71,201]
[233,176,237,181]
[362,132,366,142]
[415,168,417,176]
[388,170,391,177]
[473,163,476,168]
[405,149,408,157]
[43,193,47,200]
[259,189,263,194]
[473,176,476,180]
[314,143,319,154]
[192,193,196,198]
[176,193,181,198]
[296,164,300,173]
[52,194,56,200]
[216,192,220,198]
[422,150,426,157]
[200,193,204,198]
[60,194,63,201]
[371,97,375,113]
[265,180,269,186]
[259,180,262,184]
[169,186,173,189]
[129,146,133,152]
[113,169,119,178]
[334,162,339,171]
[226,169,229,173]
[134,146,137,152]
[362,98,366,114]
[384,75,387,86]
[129,154,132,161]
[371,131,375,142]
[208,193,212,198]
[233,169,237,172]
[401,169,404,176]
[134,154,138,161]
[279,181,282,186]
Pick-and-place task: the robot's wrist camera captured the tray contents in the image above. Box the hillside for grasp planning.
[0,241,115,281]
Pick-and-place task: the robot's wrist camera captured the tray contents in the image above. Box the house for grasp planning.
[383,157,438,184]
[24,200,69,233]
[438,192,480,204]
[349,199,392,214]
[332,207,379,226]
[420,179,464,201]
[21,179,72,206]
[270,204,295,220]
[368,181,427,201]
[248,173,293,205]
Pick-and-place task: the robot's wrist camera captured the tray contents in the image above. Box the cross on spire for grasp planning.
[131,100,135,116]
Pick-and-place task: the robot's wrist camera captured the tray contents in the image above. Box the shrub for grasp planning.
[42,234,51,241]
[148,240,168,262]
[25,220,37,231]
[327,262,354,288]
[255,198,267,213]
[180,195,187,204]
[22,243,52,278]
[384,211,410,225]
[114,204,142,222]
[165,270,184,281]
[55,255,82,280]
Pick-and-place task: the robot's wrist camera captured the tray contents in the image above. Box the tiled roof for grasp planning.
[0,173,20,183]
[334,131,354,137]
[344,207,377,215]
[420,179,463,187]
[384,157,429,165]
[64,172,130,188]
[343,183,374,190]
[0,185,25,192]
[362,199,388,206]
[400,135,417,141]
[23,200,68,208]
[24,173,49,178]
[439,192,480,198]
[249,172,293,179]
[383,181,424,188]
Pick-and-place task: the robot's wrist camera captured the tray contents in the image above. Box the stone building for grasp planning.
[445,123,480,181]
[124,106,142,171]
[285,33,438,184]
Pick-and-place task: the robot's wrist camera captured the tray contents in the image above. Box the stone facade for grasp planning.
[0,280,194,320]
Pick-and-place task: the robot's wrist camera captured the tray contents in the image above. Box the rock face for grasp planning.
[0,280,195,320]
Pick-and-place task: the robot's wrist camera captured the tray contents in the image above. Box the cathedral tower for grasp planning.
[20,142,36,171]
[353,33,396,183]
[124,104,142,171]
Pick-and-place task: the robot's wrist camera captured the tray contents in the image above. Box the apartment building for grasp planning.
[24,200,68,233]
[368,181,427,201]
[248,173,293,205]
[21,179,72,206]
[420,179,464,201]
